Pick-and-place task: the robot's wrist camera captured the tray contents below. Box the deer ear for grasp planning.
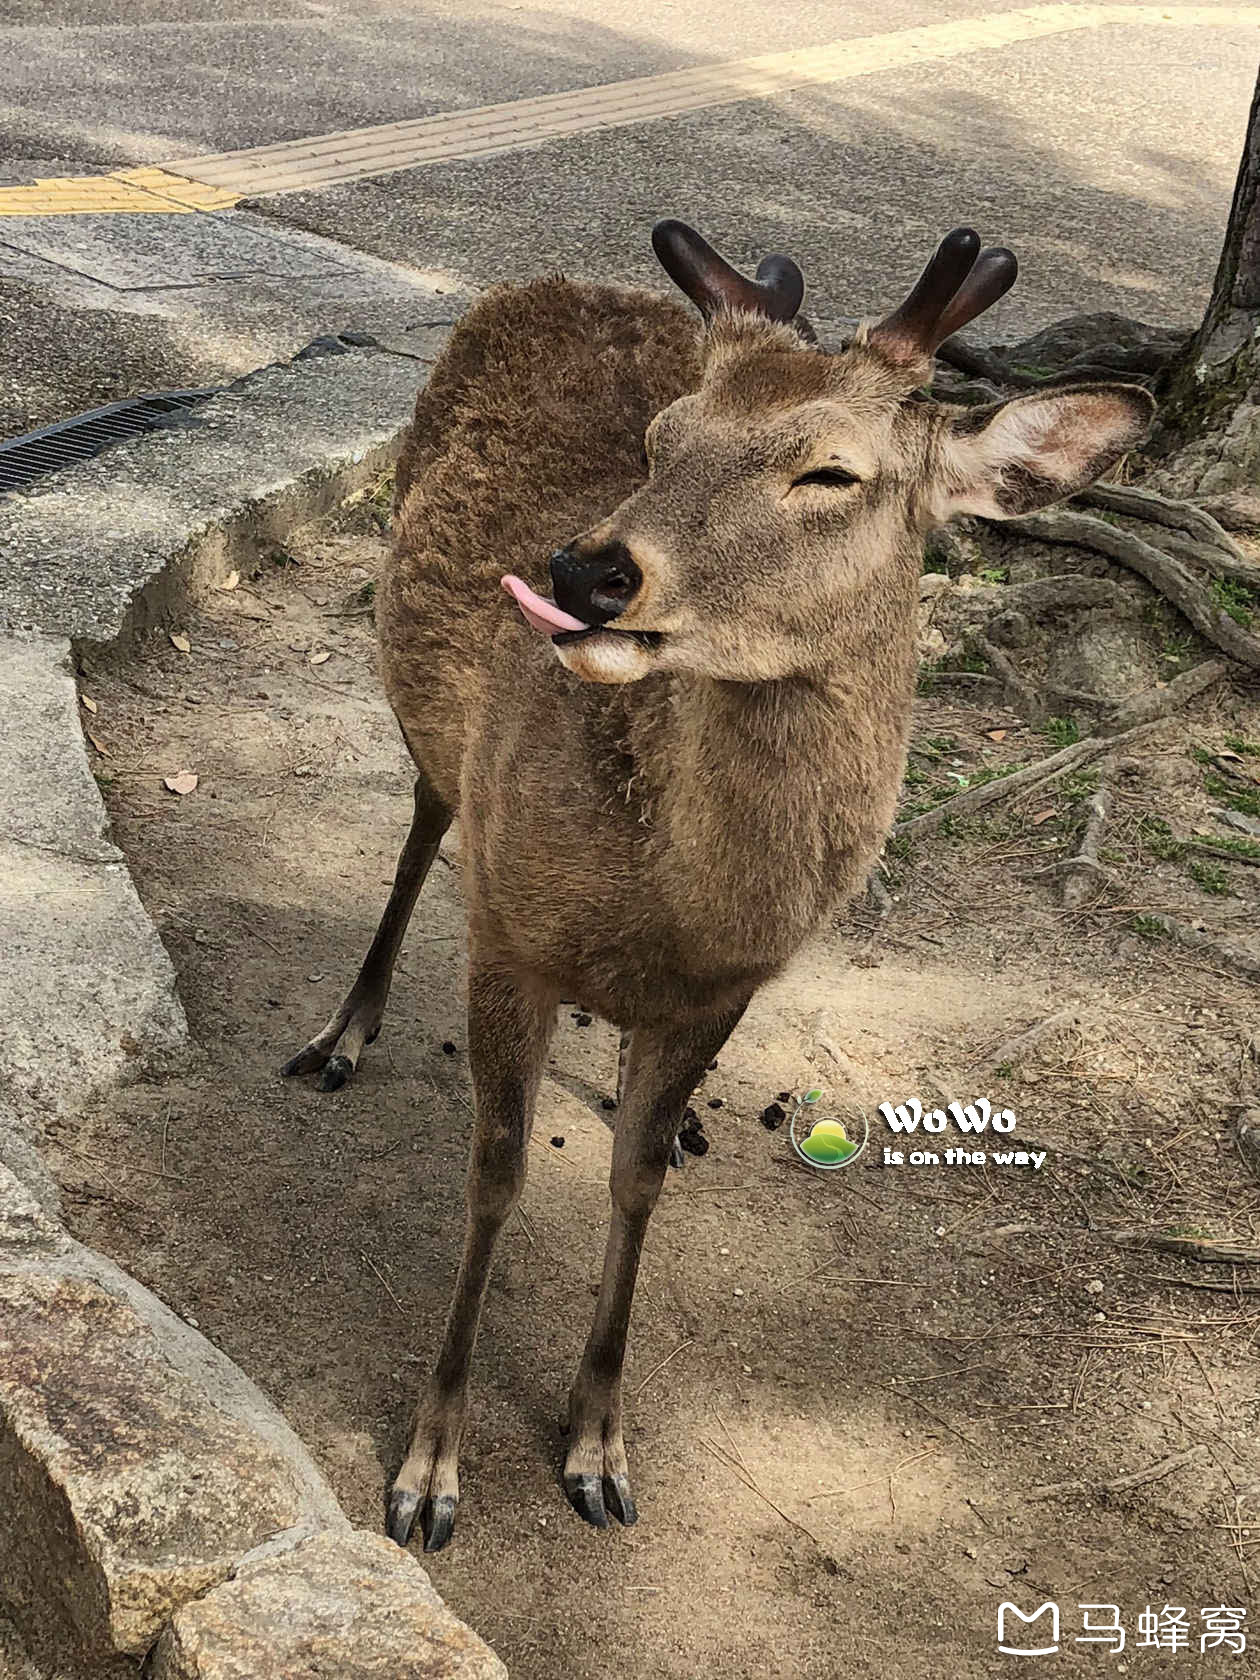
[933,384,1155,522]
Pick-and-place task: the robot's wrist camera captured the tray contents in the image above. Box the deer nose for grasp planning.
[549,542,642,626]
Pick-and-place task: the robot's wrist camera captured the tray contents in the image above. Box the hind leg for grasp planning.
[283,765,451,1091]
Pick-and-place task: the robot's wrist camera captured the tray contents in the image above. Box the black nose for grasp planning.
[549,542,642,626]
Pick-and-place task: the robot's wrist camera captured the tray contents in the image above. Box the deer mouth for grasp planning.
[500,575,661,650]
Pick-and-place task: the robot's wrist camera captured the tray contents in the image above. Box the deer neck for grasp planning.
[648,623,915,964]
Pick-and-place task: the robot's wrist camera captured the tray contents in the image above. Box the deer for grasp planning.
[283,218,1153,1552]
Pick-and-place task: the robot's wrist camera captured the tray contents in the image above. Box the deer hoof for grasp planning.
[422,1494,457,1552]
[317,1053,354,1093]
[563,1471,609,1529]
[385,1486,421,1547]
[603,1473,638,1526]
[281,1044,328,1077]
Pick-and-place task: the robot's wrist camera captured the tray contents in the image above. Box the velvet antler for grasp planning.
[870,227,1017,364]
[652,219,805,324]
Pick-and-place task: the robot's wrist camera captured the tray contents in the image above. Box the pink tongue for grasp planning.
[501,574,590,635]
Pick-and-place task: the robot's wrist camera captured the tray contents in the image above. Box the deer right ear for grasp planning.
[932,384,1156,523]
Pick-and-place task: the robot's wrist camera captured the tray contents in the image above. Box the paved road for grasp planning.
[0,1,1256,436]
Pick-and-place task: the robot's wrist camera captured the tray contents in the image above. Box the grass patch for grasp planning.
[1224,734,1260,756]
[1195,830,1260,861]
[1133,914,1169,941]
[1137,815,1183,861]
[1040,716,1080,749]
[1210,575,1257,628]
[1061,770,1099,800]
[1187,858,1230,895]
[978,565,1009,585]
[1203,773,1260,819]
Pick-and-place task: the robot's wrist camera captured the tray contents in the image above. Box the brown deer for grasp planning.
[284,220,1153,1551]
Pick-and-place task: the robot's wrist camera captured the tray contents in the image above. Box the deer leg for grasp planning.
[617,1030,684,1169]
[282,767,451,1091]
[387,964,555,1552]
[564,997,749,1530]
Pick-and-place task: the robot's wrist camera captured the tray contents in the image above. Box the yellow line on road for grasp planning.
[0,166,239,216]
[2,5,1257,215]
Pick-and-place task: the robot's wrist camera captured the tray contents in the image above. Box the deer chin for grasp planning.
[552,626,659,684]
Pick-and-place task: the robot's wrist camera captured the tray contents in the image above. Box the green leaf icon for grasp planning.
[800,1119,856,1165]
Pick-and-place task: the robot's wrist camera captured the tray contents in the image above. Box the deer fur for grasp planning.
[284,224,1154,1551]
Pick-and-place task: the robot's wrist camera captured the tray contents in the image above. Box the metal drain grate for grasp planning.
[0,388,219,493]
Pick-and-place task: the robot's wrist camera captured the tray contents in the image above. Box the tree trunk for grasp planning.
[1156,68,1260,490]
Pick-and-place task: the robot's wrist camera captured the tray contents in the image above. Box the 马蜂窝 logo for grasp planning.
[788,1089,869,1170]
[997,1601,1061,1657]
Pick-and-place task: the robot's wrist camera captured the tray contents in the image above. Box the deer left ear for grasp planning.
[933,383,1155,522]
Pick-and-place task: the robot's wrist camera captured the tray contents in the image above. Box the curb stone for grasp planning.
[0,330,504,1677]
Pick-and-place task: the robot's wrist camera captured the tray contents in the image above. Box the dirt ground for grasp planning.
[59,491,1260,1678]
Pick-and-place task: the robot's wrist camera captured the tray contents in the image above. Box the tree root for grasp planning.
[1139,913,1260,983]
[894,662,1226,843]
[1100,1229,1260,1265]
[1028,1447,1208,1502]
[1060,778,1114,909]
[1077,482,1248,560]
[1002,508,1260,669]
[972,1009,1083,1072]
[964,628,1042,719]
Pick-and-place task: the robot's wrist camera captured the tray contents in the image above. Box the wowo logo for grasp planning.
[788,1090,869,1171]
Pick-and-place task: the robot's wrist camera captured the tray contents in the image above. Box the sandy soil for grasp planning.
[59,495,1260,1678]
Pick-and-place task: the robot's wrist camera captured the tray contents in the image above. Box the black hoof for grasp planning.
[422,1494,457,1553]
[564,1471,609,1529]
[604,1474,637,1526]
[386,1486,420,1547]
[669,1135,685,1170]
[317,1053,353,1093]
[281,1045,326,1078]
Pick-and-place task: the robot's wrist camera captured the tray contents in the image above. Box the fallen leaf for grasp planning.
[170,632,191,653]
[163,771,199,795]
[1031,807,1056,826]
[219,570,240,591]
[80,694,98,715]
[309,650,332,666]
[985,729,1007,742]
[86,730,108,756]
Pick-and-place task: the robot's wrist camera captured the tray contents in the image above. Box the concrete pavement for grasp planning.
[0,2,1256,438]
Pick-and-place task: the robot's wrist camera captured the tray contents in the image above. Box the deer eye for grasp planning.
[793,465,861,489]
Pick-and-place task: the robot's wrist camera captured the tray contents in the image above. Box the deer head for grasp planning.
[502,220,1154,685]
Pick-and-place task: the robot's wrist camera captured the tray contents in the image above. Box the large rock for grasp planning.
[0,634,187,1215]
[0,1225,347,1676]
[148,1529,507,1680]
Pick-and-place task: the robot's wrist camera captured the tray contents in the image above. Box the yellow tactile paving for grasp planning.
[160,5,1260,197]
[2,5,1257,215]
[0,167,239,216]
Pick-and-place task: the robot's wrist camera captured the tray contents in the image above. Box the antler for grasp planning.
[870,227,1017,363]
[652,219,804,325]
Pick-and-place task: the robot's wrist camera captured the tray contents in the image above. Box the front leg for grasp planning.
[565,997,750,1530]
[387,963,555,1552]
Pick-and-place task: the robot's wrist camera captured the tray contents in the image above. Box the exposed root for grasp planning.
[1197,487,1260,533]
[1237,1109,1260,1186]
[972,1009,1082,1072]
[1028,1446,1208,1502]
[895,662,1224,842]
[1002,508,1260,670]
[1076,483,1248,562]
[1100,1229,1260,1265]
[997,576,1125,615]
[1060,777,1114,909]
[964,628,1042,720]
[1139,913,1260,984]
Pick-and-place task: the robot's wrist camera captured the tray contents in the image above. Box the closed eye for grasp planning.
[792,465,861,489]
